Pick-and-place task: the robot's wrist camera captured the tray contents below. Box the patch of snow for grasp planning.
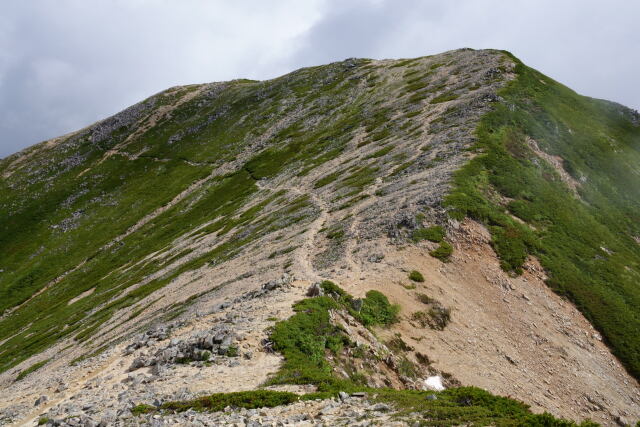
[424,375,445,391]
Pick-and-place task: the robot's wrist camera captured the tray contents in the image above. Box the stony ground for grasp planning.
[3,222,638,426]
[43,394,419,426]
[128,394,414,427]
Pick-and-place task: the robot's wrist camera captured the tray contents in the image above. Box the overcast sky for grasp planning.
[1,0,638,158]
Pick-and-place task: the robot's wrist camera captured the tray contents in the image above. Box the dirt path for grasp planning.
[256,180,329,282]
[18,349,124,427]
[343,177,383,276]
[296,191,330,282]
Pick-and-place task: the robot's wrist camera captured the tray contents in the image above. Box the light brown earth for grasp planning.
[335,219,640,425]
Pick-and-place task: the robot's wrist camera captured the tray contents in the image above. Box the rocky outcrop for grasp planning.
[127,325,241,372]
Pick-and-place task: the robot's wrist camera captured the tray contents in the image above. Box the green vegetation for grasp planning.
[359,290,400,327]
[133,390,299,414]
[389,58,420,68]
[446,51,640,378]
[135,387,589,425]
[0,58,382,373]
[334,194,370,211]
[408,270,425,282]
[227,346,239,357]
[314,170,343,188]
[373,387,598,426]
[388,159,415,177]
[131,404,156,415]
[366,145,394,158]
[411,293,451,331]
[337,165,379,194]
[412,306,451,330]
[15,358,50,381]
[411,225,445,243]
[416,293,435,305]
[386,334,414,352]
[408,92,428,103]
[429,241,453,262]
[429,92,459,104]
[266,281,397,391]
[268,245,298,259]
[130,278,586,425]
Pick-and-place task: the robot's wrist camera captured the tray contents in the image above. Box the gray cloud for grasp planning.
[291,0,640,108]
[1,0,638,158]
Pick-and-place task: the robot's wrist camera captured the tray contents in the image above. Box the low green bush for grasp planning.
[429,242,453,261]
[408,270,424,282]
[158,390,299,413]
[15,358,50,382]
[358,290,400,327]
[374,387,596,426]
[131,404,155,415]
[266,281,397,391]
[411,226,445,243]
[319,280,347,297]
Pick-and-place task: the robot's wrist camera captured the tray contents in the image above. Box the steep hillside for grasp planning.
[0,49,638,426]
[447,53,640,379]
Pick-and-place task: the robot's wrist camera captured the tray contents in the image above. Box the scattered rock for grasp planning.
[367,253,384,263]
[371,403,391,412]
[307,282,325,297]
[615,415,630,426]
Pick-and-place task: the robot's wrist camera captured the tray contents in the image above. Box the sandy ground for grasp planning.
[331,219,640,425]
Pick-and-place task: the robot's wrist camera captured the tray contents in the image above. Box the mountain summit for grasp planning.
[1,49,639,426]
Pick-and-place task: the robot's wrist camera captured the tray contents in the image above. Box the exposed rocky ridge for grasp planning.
[0,49,639,426]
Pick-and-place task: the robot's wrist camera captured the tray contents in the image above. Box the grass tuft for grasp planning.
[411,226,445,243]
[429,242,453,262]
[15,359,50,382]
[408,270,425,282]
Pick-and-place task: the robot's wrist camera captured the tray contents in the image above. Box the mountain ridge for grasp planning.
[0,48,639,426]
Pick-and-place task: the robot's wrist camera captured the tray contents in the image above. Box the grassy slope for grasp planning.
[1,48,637,394]
[447,52,640,378]
[1,51,453,373]
[0,59,388,373]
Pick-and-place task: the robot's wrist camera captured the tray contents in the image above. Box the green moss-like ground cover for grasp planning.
[446,52,640,378]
